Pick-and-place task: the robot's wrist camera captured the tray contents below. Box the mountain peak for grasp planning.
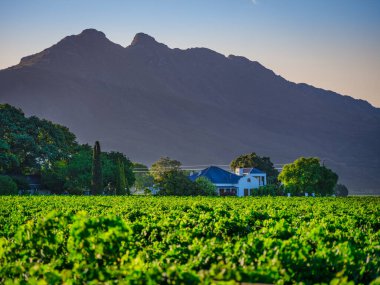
[130,33,165,48]
[17,28,120,69]
[78,28,106,39]
[54,28,109,48]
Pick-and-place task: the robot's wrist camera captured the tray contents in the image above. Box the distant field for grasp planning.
[0,196,379,284]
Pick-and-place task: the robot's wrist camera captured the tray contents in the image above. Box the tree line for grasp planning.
[230,153,347,196]
[0,104,134,195]
[0,104,347,196]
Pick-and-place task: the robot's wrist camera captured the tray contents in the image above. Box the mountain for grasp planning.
[1,28,379,194]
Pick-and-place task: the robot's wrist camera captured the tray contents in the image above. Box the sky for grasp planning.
[1,0,380,107]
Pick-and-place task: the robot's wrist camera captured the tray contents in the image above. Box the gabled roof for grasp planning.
[249,168,265,174]
[189,166,241,184]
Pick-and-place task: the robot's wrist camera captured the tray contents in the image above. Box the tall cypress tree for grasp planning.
[91,141,103,195]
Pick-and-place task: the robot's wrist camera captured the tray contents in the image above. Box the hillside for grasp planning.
[1,29,379,194]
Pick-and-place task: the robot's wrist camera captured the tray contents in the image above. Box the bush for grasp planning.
[0,175,18,195]
[252,184,284,196]
[157,170,198,196]
[195,177,217,196]
[10,176,29,190]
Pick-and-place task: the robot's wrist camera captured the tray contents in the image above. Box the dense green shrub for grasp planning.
[195,177,217,196]
[10,176,29,190]
[157,170,198,196]
[0,175,18,195]
[255,184,283,196]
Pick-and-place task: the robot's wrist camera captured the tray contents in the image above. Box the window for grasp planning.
[247,178,251,183]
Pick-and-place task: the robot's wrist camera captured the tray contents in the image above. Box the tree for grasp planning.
[334,184,349,197]
[150,157,181,182]
[0,139,19,174]
[317,166,339,196]
[41,144,136,195]
[1,104,136,195]
[278,157,338,196]
[41,160,67,194]
[41,145,92,195]
[133,163,154,192]
[41,145,93,195]
[64,147,92,194]
[230,153,279,184]
[195,177,217,196]
[115,160,127,195]
[91,141,103,195]
[0,175,18,195]
[0,104,77,175]
[157,170,197,196]
[103,152,135,190]
[11,176,30,191]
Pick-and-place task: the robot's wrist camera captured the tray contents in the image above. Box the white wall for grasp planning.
[237,174,267,197]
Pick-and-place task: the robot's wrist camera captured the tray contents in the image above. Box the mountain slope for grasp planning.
[1,29,379,194]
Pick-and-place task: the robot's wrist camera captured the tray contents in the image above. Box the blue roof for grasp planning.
[189,166,241,184]
[250,168,265,174]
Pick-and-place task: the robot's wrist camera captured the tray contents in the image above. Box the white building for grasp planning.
[189,166,267,197]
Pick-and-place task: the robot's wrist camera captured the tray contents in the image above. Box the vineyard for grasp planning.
[0,196,379,284]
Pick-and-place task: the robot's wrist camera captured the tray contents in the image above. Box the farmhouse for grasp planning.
[189,166,267,197]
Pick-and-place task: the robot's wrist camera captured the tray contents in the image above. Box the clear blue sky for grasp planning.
[1,0,379,106]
